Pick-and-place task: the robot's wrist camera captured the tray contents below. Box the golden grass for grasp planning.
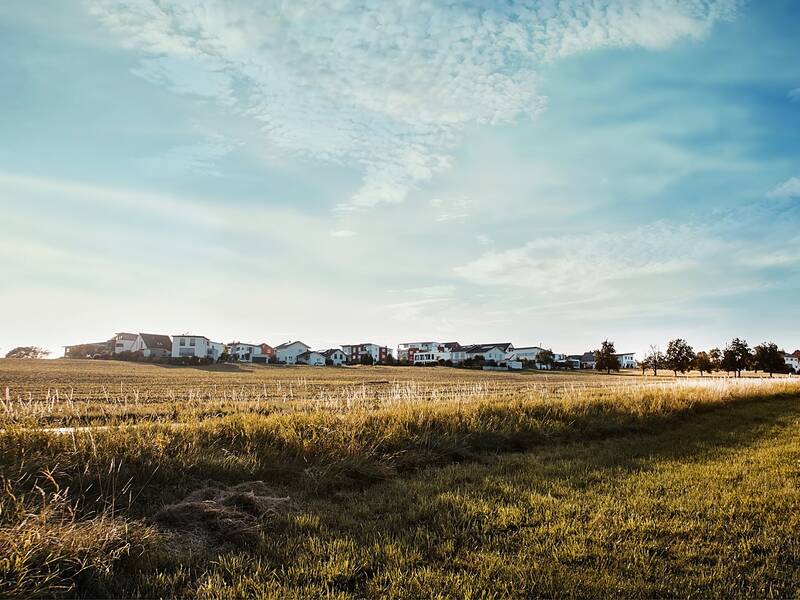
[0,359,798,597]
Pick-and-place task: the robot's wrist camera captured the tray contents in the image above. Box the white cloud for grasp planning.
[454,222,727,295]
[87,0,737,210]
[768,177,800,199]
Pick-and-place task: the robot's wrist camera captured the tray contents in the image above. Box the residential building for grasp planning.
[566,355,583,369]
[296,351,326,366]
[113,332,137,354]
[579,352,597,369]
[511,346,544,362]
[398,341,439,362]
[228,342,263,363]
[341,343,391,364]
[784,353,800,373]
[321,348,347,366]
[398,341,461,363]
[275,341,311,364]
[459,343,514,364]
[259,344,275,361]
[172,335,225,361]
[615,352,637,369]
[412,351,452,365]
[130,333,172,359]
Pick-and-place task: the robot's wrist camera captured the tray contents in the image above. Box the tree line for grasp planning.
[593,338,790,377]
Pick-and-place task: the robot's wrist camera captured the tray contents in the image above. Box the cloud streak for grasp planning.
[88,0,738,210]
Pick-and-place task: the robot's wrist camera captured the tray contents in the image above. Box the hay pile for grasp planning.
[154,481,290,546]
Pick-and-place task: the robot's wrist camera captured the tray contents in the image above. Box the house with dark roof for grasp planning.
[321,348,347,365]
[296,350,326,366]
[131,333,172,359]
[275,341,310,364]
[784,352,800,373]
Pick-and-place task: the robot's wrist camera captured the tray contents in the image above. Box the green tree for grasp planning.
[536,349,555,370]
[5,346,50,359]
[722,338,751,377]
[692,351,714,376]
[753,342,784,378]
[665,338,695,376]
[708,347,722,371]
[594,340,620,374]
[360,353,374,366]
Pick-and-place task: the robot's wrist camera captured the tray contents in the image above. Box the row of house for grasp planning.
[397,341,636,369]
[65,333,391,366]
[61,332,800,373]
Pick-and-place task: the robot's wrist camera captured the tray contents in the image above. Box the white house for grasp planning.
[784,353,800,373]
[321,348,347,366]
[275,341,310,364]
[460,343,514,364]
[130,333,172,359]
[615,353,637,369]
[412,351,452,365]
[397,342,439,362]
[341,343,391,364]
[172,335,225,361]
[228,342,263,363]
[296,351,326,366]
[113,333,137,354]
[511,346,544,362]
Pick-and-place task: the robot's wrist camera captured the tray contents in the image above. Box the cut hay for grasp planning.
[154,482,290,546]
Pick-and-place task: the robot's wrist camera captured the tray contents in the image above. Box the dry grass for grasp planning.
[0,359,798,597]
[0,359,793,428]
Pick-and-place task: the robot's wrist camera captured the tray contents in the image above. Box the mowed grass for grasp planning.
[1,360,799,597]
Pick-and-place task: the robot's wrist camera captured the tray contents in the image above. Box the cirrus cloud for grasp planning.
[88,0,739,210]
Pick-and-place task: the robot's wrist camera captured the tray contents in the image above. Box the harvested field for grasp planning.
[1,359,799,597]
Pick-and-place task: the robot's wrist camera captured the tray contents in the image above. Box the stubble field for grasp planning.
[1,359,799,598]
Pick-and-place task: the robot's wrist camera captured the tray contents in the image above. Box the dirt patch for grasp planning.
[154,481,291,546]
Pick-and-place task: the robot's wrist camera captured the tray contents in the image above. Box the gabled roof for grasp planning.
[297,350,324,360]
[581,352,596,361]
[321,348,345,358]
[275,341,310,350]
[463,343,513,354]
[341,342,380,348]
[514,346,544,352]
[116,332,137,341]
[173,334,210,340]
[138,333,171,350]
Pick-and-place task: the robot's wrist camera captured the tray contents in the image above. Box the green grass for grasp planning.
[125,395,800,598]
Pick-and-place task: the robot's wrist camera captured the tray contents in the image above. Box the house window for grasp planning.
[190,339,195,346]
[180,339,186,346]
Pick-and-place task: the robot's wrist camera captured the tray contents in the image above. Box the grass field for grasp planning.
[1,359,799,597]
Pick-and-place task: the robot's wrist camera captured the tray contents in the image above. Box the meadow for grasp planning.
[1,359,799,597]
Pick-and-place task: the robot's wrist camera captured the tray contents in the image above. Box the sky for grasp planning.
[1,0,799,358]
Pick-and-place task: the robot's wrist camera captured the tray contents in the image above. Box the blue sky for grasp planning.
[1,0,798,357]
